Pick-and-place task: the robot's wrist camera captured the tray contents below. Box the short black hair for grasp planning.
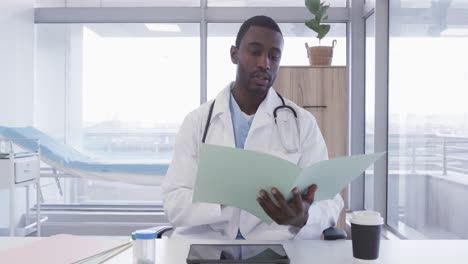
[235,15,283,47]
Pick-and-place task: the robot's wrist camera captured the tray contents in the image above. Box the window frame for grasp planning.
[33,1,362,233]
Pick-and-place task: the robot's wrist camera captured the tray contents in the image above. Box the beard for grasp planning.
[236,65,273,96]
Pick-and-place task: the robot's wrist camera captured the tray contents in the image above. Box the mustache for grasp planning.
[251,71,272,80]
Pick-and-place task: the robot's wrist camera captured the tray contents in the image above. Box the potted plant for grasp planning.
[304,0,337,66]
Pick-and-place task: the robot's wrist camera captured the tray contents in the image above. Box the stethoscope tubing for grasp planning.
[201,92,299,152]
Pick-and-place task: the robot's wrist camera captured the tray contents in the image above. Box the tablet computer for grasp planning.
[186,244,290,264]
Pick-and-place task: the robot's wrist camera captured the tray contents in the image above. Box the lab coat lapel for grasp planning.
[211,83,235,148]
[249,87,282,133]
[210,85,281,148]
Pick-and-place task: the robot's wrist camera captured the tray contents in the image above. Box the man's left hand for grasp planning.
[257,185,317,229]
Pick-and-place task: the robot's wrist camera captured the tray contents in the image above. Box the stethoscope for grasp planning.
[201,91,300,153]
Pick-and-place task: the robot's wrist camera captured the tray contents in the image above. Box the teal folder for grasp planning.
[193,144,384,224]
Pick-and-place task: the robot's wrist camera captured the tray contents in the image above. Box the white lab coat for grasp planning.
[162,83,343,240]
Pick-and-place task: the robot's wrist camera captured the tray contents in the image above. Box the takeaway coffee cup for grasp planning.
[351,210,384,263]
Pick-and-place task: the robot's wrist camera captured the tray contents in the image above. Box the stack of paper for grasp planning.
[193,144,385,224]
[0,234,131,264]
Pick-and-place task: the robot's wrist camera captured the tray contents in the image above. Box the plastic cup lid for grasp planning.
[351,210,384,226]
[134,229,157,240]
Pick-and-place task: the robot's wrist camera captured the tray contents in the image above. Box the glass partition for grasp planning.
[387,0,468,239]
[35,23,200,205]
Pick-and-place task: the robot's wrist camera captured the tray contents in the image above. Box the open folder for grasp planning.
[0,234,131,264]
[193,144,385,224]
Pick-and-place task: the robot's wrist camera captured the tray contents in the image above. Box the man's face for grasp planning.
[231,26,284,96]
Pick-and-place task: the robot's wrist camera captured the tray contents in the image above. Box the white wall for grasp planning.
[0,0,35,232]
[0,0,35,126]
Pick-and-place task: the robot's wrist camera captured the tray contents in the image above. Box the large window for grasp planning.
[387,2,468,239]
[35,23,200,205]
[33,3,352,235]
[81,24,199,161]
[32,0,468,239]
[36,21,347,206]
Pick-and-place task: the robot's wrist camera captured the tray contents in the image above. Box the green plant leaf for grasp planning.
[305,19,320,32]
[322,3,330,13]
[314,9,324,21]
[305,0,320,14]
[317,24,330,40]
[305,0,331,40]
[312,19,321,29]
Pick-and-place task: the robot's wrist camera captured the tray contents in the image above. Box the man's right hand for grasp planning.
[257,184,318,228]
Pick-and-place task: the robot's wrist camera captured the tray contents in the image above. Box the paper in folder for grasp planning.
[193,144,385,224]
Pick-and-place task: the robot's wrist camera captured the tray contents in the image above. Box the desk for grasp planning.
[1,238,468,264]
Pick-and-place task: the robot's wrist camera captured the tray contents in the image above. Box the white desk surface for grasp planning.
[1,237,468,264]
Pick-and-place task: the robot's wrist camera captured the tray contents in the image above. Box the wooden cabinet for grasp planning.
[274,66,348,229]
